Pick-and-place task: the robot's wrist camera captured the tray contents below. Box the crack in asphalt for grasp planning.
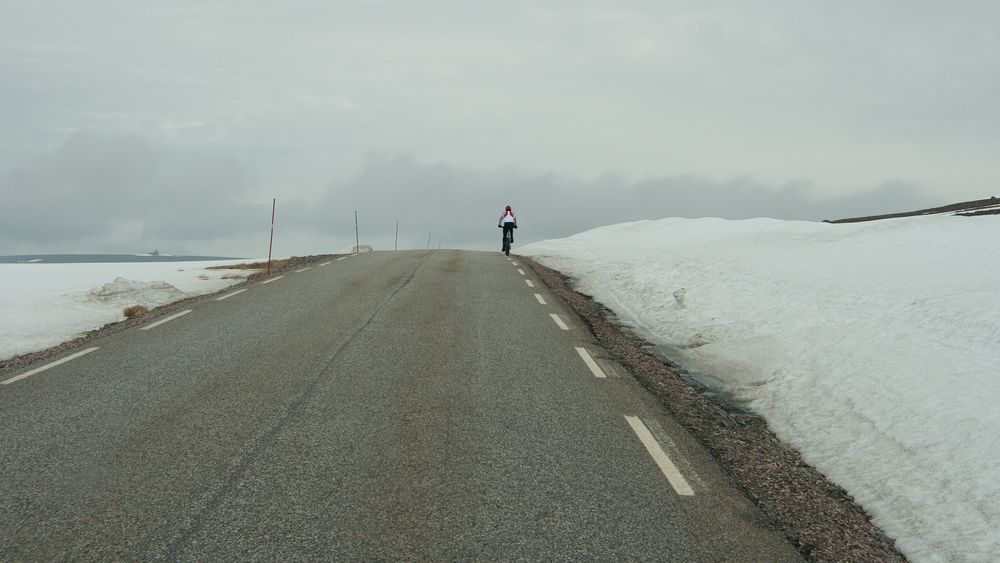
[162,252,432,559]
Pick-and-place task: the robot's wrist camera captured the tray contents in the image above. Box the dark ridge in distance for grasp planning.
[825,196,999,223]
[0,254,245,264]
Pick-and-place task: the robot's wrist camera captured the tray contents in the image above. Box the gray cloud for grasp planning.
[2,136,941,256]
[294,153,941,252]
[1,1,998,202]
[0,131,264,254]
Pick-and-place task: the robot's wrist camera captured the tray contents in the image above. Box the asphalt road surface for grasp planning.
[0,250,801,561]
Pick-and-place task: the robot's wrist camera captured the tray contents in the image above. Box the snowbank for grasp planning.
[0,260,251,361]
[523,214,1000,562]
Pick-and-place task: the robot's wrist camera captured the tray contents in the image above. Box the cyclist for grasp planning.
[498,205,517,251]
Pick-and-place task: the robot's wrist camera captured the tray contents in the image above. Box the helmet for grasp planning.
[505,205,512,211]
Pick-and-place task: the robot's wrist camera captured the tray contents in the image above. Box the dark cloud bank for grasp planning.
[1,131,262,254]
[2,132,942,255]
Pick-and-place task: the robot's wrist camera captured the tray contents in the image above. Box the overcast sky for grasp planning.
[2,1,998,255]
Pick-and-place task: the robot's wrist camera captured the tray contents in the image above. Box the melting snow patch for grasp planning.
[87,277,190,307]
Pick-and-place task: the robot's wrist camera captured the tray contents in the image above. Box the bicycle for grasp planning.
[502,228,513,256]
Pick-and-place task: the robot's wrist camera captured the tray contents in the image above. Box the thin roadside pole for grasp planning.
[266,198,276,275]
[354,210,360,254]
[426,234,431,250]
[395,221,399,251]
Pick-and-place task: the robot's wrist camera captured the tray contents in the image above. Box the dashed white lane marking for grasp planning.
[534,293,547,305]
[140,310,192,331]
[319,261,332,267]
[261,275,285,284]
[215,288,247,301]
[549,314,569,331]
[337,256,349,261]
[2,347,100,385]
[295,267,311,273]
[517,269,526,276]
[525,280,535,288]
[511,262,519,266]
[575,347,607,378]
[625,416,695,496]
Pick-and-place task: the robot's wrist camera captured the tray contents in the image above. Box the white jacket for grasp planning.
[498,210,517,225]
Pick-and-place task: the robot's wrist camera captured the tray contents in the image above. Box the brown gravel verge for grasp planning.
[0,254,339,378]
[521,256,906,562]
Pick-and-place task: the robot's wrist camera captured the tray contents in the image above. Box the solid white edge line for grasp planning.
[215,288,247,301]
[525,280,535,288]
[534,293,547,305]
[261,275,285,284]
[2,347,100,385]
[140,309,192,331]
[575,347,607,378]
[625,416,695,496]
[549,313,569,331]
[295,267,311,273]
[518,269,526,276]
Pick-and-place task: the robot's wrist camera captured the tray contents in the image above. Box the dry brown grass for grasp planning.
[123,304,149,318]
[207,259,289,271]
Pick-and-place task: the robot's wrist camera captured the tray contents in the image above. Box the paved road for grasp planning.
[0,251,800,560]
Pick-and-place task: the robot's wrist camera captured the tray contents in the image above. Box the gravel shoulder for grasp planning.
[521,255,906,562]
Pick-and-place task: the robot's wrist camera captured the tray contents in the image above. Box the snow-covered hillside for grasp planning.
[523,214,1000,562]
